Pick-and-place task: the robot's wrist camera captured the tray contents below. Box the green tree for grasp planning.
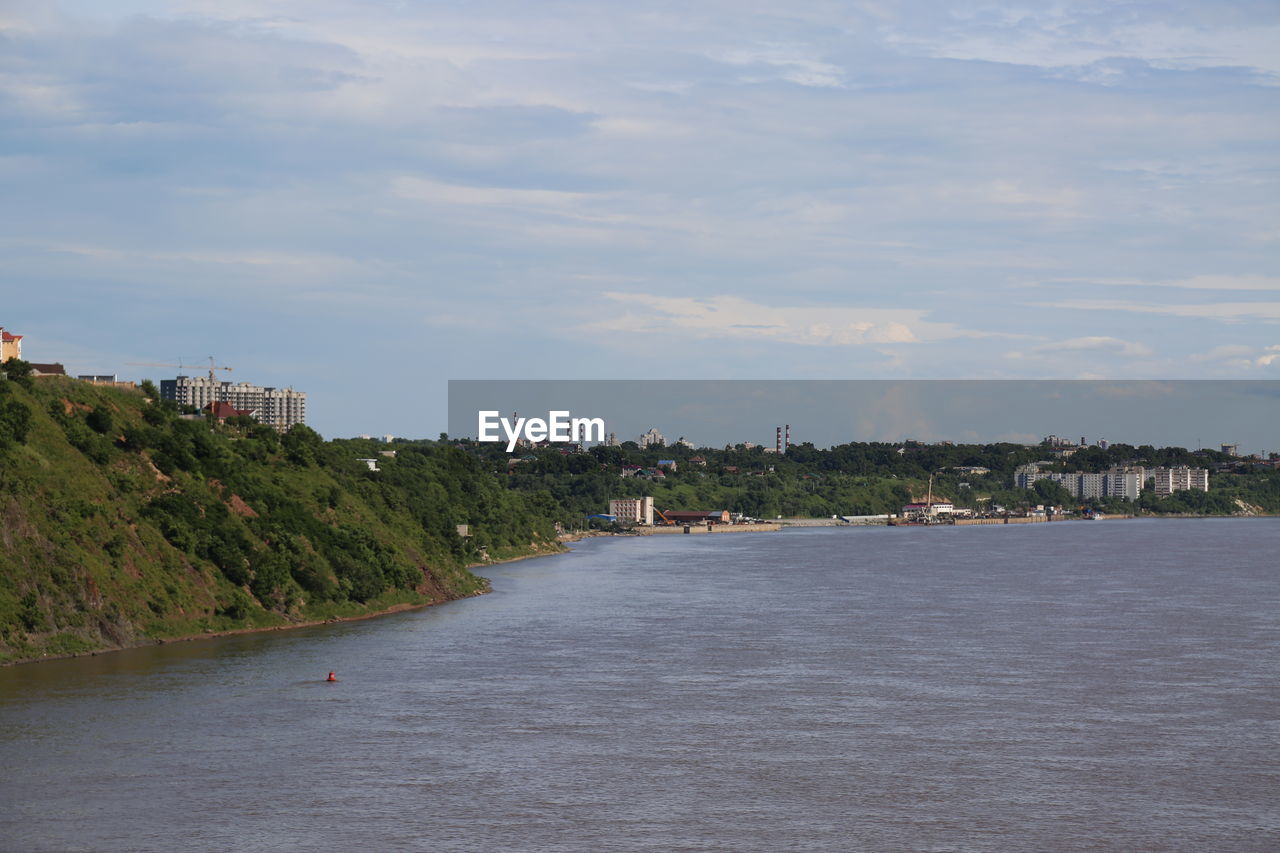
[0,398,33,449]
[282,424,323,465]
[2,358,34,389]
[87,405,114,435]
[1032,479,1073,506]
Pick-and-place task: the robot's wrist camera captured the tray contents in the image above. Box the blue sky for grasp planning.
[2,1,1278,438]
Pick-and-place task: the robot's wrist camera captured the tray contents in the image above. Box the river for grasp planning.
[2,519,1278,851]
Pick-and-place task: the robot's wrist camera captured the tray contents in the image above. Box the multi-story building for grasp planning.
[1015,463,1047,490]
[160,375,307,431]
[1017,467,1141,500]
[609,497,655,526]
[1079,472,1107,500]
[1106,466,1144,501]
[1,328,23,362]
[260,386,307,430]
[639,427,665,448]
[1150,466,1209,496]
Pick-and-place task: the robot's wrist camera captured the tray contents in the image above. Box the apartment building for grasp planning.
[1107,467,1145,501]
[1078,472,1107,500]
[609,497,655,526]
[160,375,307,431]
[639,427,665,448]
[1150,466,1210,496]
[1014,463,1045,490]
[1017,466,1142,500]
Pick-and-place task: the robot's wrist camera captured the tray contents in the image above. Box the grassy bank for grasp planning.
[0,367,559,664]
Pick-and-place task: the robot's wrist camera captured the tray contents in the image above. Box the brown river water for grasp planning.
[2,519,1278,851]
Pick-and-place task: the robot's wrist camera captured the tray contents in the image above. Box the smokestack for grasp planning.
[785,424,790,454]
[776,426,782,454]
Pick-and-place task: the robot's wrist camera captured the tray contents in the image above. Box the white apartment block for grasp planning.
[1107,467,1145,501]
[639,427,665,448]
[1016,466,1143,500]
[1150,466,1209,496]
[1079,472,1107,500]
[160,375,307,431]
[609,497,655,526]
[1014,464,1045,490]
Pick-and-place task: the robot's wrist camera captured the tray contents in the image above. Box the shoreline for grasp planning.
[3,544,572,668]
[8,514,1270,666]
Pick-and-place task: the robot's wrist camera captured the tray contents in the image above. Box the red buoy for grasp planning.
[326,672,337,682]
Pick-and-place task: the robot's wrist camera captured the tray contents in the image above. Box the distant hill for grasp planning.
[0,364,560,664]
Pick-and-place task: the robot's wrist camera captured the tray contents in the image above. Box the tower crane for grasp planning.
[125,356,234,381]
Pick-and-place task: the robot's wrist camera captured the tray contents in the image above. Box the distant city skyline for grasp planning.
[449,380,1280,457]
[3,2,1277,437]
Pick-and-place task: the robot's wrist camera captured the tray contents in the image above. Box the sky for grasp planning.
[2,1,1278,439]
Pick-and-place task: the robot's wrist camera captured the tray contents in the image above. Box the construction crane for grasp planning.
[126,356,234,381]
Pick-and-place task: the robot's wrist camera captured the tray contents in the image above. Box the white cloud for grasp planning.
[22,240,362,274]
[392,176,590,210]
[1190,343,1280,369]
[1190,344,1255,362]
[584,293,986,347]
[1006,336,1153,361]
[883,13,1280,77]
[1061,274,1280,292]
[714,46,848,88]
[1040,300,1280,320]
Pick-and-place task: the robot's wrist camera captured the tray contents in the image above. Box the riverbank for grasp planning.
[2,542,570,668]
[636,522,781,535]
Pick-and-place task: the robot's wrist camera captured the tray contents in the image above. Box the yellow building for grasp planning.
[1,328,23,362]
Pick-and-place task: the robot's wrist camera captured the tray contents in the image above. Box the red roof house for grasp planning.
[204,401,255,421]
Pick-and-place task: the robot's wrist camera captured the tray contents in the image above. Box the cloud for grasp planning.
[1039,300,1280,320]
[1059,274,1280,292]
[881,8,1280,77]
[3,0,1280,435]
[1190,344,1255,362]
[713,46,847,88]
[392,176,591,210]
[584,293,988,347]
[1192,343,1280,369]
[1006,336,1153,361]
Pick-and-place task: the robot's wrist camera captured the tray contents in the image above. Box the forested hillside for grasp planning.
[0,363,559,663]
[5,357,1275,665]
[474,437,1280,520]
